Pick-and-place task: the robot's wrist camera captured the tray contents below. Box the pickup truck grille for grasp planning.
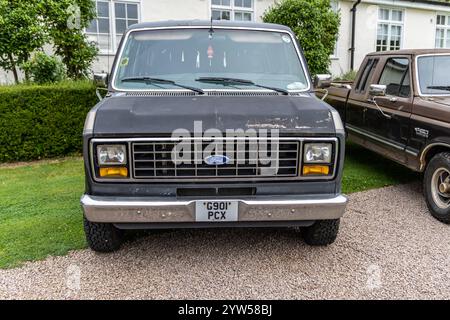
[131,139,300,180]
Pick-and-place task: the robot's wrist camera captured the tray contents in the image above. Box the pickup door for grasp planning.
[363,55,413,164]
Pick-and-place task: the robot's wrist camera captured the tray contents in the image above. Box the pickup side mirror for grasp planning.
[313,74,332,89]
[369,84,386,97]
[94,73,109,88]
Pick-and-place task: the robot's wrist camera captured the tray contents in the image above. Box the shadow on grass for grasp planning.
[343,142,420,194]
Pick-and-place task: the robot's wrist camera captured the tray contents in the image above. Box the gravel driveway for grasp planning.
[1,182,449,300]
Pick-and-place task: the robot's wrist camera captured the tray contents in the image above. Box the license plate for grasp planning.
[195,201,238,222]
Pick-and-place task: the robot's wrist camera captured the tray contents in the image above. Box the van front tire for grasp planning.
[83,216,124,252]
[301,219,340,246]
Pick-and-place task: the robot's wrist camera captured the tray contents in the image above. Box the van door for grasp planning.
[364,56,413,164]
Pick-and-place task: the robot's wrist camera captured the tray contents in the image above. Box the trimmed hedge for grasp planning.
[0,82,97,162]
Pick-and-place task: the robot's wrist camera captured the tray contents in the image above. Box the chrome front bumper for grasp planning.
[81,194,348,224]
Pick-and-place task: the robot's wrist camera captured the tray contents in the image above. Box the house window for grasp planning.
[376,8,403,52]
[87,0,140,53]
[211,0,253,21]
[435,14,450,48]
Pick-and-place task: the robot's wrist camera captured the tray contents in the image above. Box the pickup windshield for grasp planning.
[418,55,450,95]
[113,28,309,92]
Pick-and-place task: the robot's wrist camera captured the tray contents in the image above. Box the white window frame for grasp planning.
[211,0,254,22]
[86,0,141,55]
[376,7,404,52]
[435,13,450,48]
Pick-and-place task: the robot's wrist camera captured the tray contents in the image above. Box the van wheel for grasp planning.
[424,152,450,224]
[301,219,340,246]
[83,216,124,252]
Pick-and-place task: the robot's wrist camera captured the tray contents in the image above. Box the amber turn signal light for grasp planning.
[99,167,128,178]
[302,165,330,176]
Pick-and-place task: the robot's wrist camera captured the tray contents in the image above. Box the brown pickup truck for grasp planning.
[319,49,450,224]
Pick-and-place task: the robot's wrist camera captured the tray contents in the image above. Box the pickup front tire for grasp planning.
[83,216,124,252]
[301,219,340,246]
[424,152,450,224]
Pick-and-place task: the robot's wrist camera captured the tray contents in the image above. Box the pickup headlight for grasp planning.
[97,144,127,165]
[304,143,332,164]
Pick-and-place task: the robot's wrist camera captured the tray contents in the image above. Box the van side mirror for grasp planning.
[369,84,386,97]
[313,74,332,89]
[94,73,109,88]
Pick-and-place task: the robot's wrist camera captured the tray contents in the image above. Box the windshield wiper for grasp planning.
[121,76,204,95]
[427,85,450,91]
[195,77,289,95]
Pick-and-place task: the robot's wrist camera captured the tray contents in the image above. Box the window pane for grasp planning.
[128,19,138,28]
[127,4,138,19]
[391,25,401,37]
[234,12,242,21]
[235,0,243,7]
[98,18,110,33]
[97,1,109,17]
[115,3,126,19]
[243,12,251,21]
[379,8,389,20]
[447,30,450,48]
[222,11,230,20]
[391,10,402,22]
[212,10,221,20]
[86,19,97,33]
[448,15,450,26]
[222,0,230,6]
[437,15,445,25]
[379,58,409,96]
[116,19,126,34]
[212,0,221,5]
[244,0,252,8]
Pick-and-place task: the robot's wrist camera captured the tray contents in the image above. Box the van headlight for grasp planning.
[304,143,332,163]
[97,145,127,165]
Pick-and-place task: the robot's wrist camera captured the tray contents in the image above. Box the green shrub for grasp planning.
[263,0,340,76]
[0,81,97,162]
[22,52,66,84]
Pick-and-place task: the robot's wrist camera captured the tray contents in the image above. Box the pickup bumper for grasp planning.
[81,194,348,224]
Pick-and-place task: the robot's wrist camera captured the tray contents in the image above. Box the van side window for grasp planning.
[355,58,378,93]
[378,58,411,98]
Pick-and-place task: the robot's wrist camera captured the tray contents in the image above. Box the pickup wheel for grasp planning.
[83,216,124,252]
[424,152,450,224]
[301,219,340,246]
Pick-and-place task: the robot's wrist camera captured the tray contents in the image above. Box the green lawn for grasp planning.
[0,144,419,269]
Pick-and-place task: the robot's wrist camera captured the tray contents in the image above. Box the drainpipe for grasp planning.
[350,0,362,71]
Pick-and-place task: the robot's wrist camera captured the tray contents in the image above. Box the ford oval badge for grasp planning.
[205,155,230,166]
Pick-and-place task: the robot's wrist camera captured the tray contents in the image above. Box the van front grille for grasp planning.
[131,139,300,180]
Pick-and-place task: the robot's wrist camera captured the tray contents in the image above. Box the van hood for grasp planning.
[92,94,336,136]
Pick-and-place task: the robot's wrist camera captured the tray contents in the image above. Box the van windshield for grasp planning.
[418,55,450,95]
[113,28,309,92]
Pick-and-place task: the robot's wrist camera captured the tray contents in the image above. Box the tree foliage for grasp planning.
[42,0,98,80]
[262,0,340,75]
[0,0,47,83]
[0,0,97,83]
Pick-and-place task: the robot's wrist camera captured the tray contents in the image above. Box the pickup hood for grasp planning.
[93,94,336,136]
